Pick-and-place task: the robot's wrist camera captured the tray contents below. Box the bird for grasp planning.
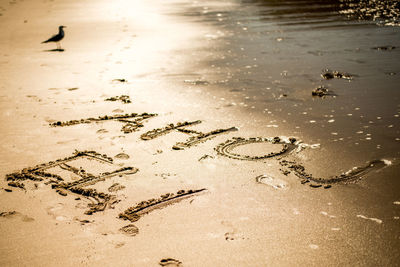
[42,25,66,50]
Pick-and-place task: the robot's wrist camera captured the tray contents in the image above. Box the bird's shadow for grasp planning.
[43,48,65,52]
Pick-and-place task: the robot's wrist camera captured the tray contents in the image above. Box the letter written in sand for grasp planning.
[5,150,139,215]
[50,112,157,134]
[140,120,237,150]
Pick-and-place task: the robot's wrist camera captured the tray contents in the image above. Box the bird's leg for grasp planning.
[56,42,61,50]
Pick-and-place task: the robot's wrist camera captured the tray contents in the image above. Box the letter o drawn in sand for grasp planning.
[215,137,296,161]
[256,174,288,190]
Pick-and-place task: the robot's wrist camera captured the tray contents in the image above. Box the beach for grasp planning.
[0,0,399,266]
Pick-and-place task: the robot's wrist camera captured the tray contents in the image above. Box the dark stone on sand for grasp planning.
[312,86,330,97]
[321,69,353,80]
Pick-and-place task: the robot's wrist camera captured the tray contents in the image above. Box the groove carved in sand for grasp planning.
[50,112,157,134]
[141,120,237,150]
[215,137,297,161]
[105,95,131,104]
[119,189,206,222]
[280,159,388,187]
[5,150,138,215]
[159,258,182,266]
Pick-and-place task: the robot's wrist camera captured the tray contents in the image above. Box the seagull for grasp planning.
[42,25,66,50]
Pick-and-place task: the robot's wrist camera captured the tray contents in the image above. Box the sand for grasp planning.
[0,0,399,266]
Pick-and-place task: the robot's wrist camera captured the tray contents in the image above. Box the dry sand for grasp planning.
[0,0,399,266]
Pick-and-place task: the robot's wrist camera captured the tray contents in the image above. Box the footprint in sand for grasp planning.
[0,211,34,222]
[221,221,245,241]
[255,174,288,190]
[115,242,126,248]
[119,224,139,236]
[46,203,70,222]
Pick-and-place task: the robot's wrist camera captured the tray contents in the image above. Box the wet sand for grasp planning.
[0,0,399,266]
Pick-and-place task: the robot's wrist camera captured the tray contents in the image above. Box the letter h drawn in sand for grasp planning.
[5,151,138,215]
[50,112,157,134]
[140,120,238,150]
